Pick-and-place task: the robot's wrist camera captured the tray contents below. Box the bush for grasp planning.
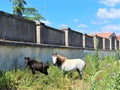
[107,71,120,90]
[0,54,120,90]
[0,71,14,90]
[85,55,99,75]
[0,65,73,90]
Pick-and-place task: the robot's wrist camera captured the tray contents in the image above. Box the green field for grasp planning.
[0,53,120,90]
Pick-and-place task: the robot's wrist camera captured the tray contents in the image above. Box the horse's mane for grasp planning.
[31,59,38,63]
[26,57,39,63]
[57,54,66,63]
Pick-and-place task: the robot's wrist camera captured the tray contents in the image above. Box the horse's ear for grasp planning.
[52,53,58,55]
[55,53,58,55]
[27,57,30,59]
[24,57,30,60]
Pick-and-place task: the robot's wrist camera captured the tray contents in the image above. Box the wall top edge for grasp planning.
[0,40,117,51]
[0,10,35,24]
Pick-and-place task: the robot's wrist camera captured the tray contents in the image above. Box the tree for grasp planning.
[9,0,45,21]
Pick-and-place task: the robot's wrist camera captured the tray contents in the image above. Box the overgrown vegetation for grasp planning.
[0,52,120,90]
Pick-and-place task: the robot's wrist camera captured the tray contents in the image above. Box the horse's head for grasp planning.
[52,53,66,66]
[52,53,58,65]
[24,57,32,66]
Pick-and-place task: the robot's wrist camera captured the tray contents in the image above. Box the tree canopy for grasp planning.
[9,0,45,21]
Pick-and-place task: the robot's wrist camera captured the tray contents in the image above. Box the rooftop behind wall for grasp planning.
[0,11,36,43]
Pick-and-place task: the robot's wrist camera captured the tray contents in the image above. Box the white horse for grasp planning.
[52,53,86,79]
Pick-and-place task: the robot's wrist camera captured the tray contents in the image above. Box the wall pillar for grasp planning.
[109,38,112,50]
[61,27,71,46]
[93,35,97,49]
[103,38,105,50]
[36,22,45,44]
[115,38,117,50]
[83,34,86,48]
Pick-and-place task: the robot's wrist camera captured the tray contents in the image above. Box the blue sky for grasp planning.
[1,0,120,35]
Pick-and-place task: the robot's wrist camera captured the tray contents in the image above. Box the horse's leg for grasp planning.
[77,69,83,80]
[63,71,69,79]
[32,69,35,75]
[63,71,67,76]
[43,68,48,75]
[42,66,48,75]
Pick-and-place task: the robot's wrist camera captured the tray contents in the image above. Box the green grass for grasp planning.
[0,54,120,90]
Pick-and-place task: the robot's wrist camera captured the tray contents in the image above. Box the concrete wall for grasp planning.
[62,28,83,47]
[117,40,119,49]
[36,23,120,50]
[105,38,110,50]
[0,11,120,51]
[112,37,115,50]
[37,23,65,45]
[84,34,94,48]
[97,36,103,49]
[0,11,36,43]
[0,41,117,71]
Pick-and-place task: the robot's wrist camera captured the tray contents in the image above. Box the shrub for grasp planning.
[0,71,14,90]
[107,71,120,90]
[85,55,99,75]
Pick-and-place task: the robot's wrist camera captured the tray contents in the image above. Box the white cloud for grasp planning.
[97,8,120,19]
[77,24,88,28]
[74,19,79,22]
[60,24,68,28]
[91,20,110,25]
[101,24,120,32]
[99,0,120,7]
[41,20,51,25]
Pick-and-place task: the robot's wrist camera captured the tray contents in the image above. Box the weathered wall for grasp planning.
[117,40,119,49]
[0,11,120,50]
[105,38,110,50]
[67,28,83,47]
[40,23,65,45]
[0,41,117,71]
[0,11,36,43]
[97,36,103,49]
[85,34,94,48]
[112,38,115,50]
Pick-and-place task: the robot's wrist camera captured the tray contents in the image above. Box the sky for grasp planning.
[1,0,120,35]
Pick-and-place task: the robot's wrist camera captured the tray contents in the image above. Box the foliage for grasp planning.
[90,70,105,90]
[108,71,120,90]
[0,66,73,90]
[9,0,45,21]
[0,53,120,90]
[23,8,45,21]
[85,37,100,76]
[85,54,99,75]
[0,71,14,90]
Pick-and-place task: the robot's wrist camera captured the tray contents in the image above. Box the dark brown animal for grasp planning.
[24,57,49,75]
